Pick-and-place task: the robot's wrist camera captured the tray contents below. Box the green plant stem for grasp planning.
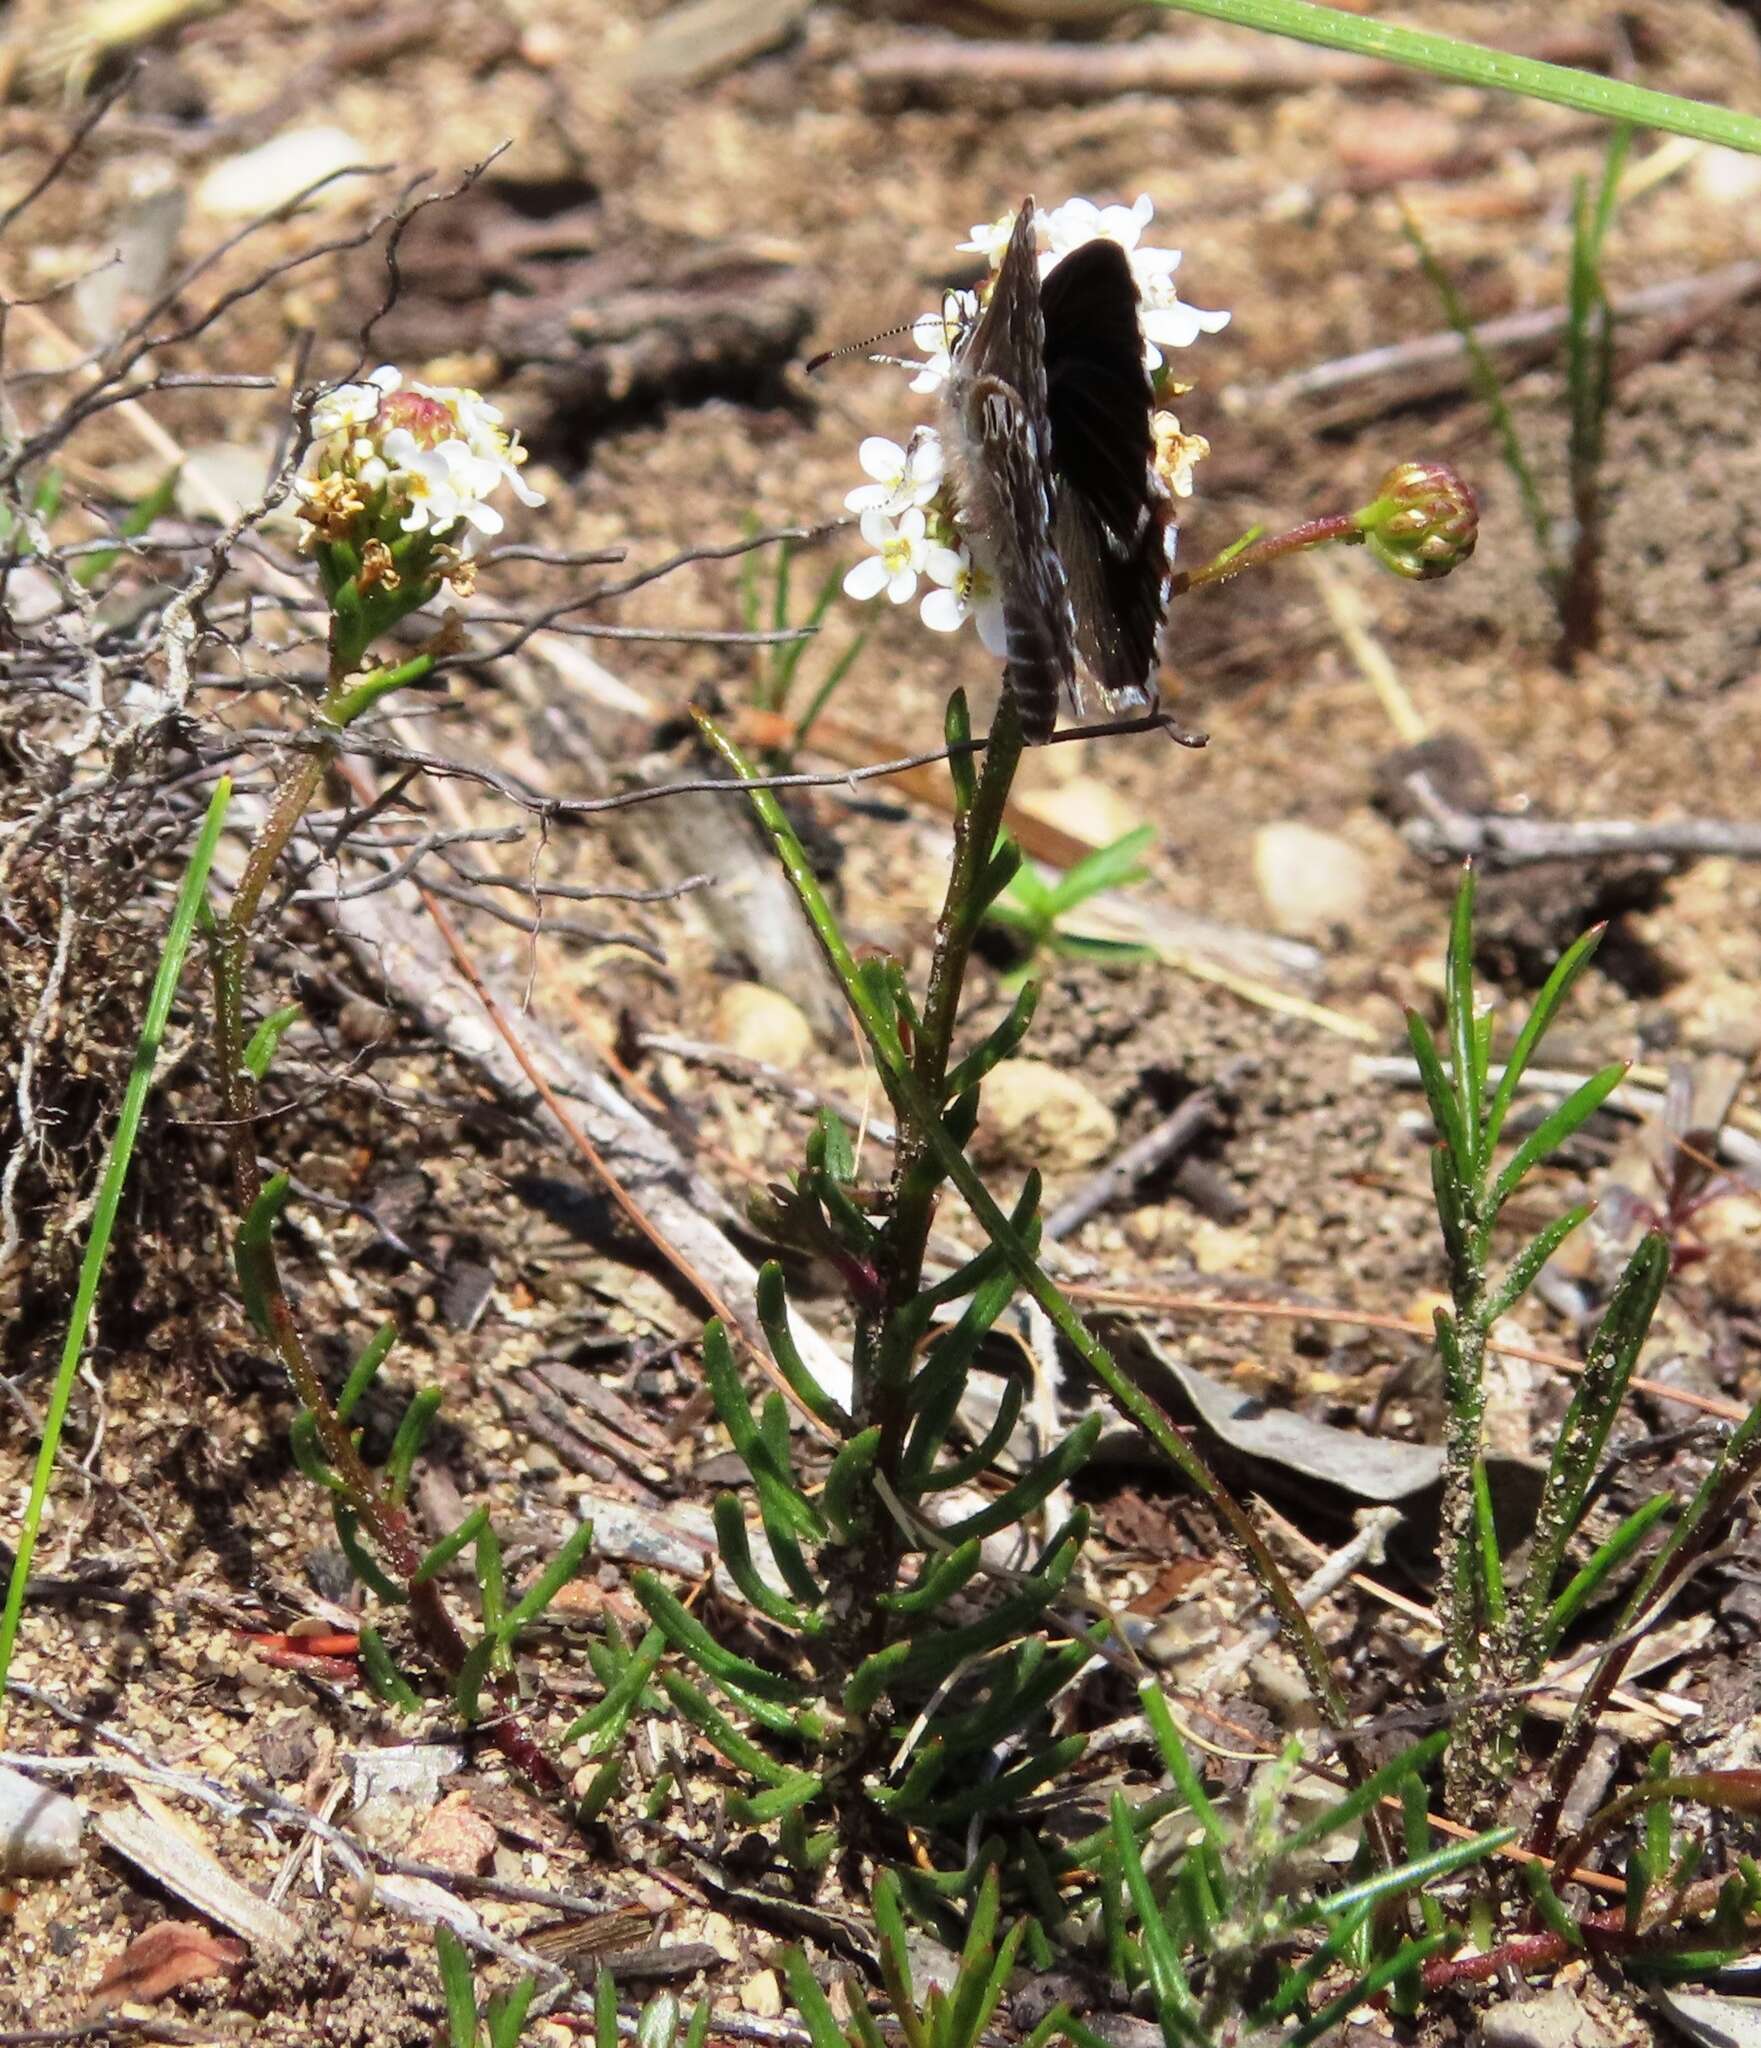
[0,778,232,1695]
[1174,513,1360,595]
[695,709,1385,1835]
[205,671,563,1794]
[841,695,1029,1653]
[1146,0,1761,153]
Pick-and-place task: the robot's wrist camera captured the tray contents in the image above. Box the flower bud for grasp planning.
[1355,461,1478,580]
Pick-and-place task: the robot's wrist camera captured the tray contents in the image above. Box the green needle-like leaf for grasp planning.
[1490,1059,1626,1214]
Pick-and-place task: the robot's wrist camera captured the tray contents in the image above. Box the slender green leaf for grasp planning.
[822,1427,882,1542]
[505,1517,596,1631]
[1446,867,1479,1162]
[1483,921,1605,1161]
[922,1373,1024,1492]
[414,1506,490,1587]
[241,1002,303,1081]
[1110,1791,1200,2048]
[790,626,868,760]
[563,1624,665,1749]
[879,1537,983,1617]
[1541,1490,1671,1653]
[386,1387,442,1506]
[713,1493,825,1630]
[73,464,180,587]
[334,1501,406,1603]
[234,1172,293,1338]
[755,1264,849,1430]
[633,1569,810,1704]
[487,1976,538,2048]
[1485,1202,1593,1325]
[1146,0,1761,152]
[1491,1060,1626,1213]
[435,1926,479,2048]
[1138,1682,1224,1850]
[358,1624,421,1714]
[337,1320,398,1423]
[937,1415,1101,1541]
[1406,1009,1469,1177]
[780,1948,851,2048]
[1281,1730,1450,1856]
[1403,209,1555,574]
[1048,827,1155,911]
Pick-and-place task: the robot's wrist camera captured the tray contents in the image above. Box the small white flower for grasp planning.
[920,543,1007,655]
[845,429,944,515]
[907,295,974,394]
[310,365,400,443]
[1036,193,1230,371]
[1037,193,1155,261]
[843,507,930,605]
[955,209,1019,268]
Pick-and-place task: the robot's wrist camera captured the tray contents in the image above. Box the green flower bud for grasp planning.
[1355,461,1479,580]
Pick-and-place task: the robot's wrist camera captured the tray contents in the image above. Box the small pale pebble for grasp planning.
[406,1794,498,1876]
[1252,821,1372,938]
[1014,773,1147,853]
[195,127,367,219]
[740,1970,784,2019]
[978,1060,1116,1171]
[0,1767,82,1877]
[1692,146,1761,208]
[712,982,815,1069]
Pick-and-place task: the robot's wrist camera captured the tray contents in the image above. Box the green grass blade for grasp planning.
[1485,1202,1594,1325]
[1541,1490,1672,1656]
[1445,867,1480,1165]
[1047,827,1156,913]
[0,777,231,1690]
[1406,1009,1470,1179]
[1482,923,1607,1157]
[1145,0,1761,151]
[1517,1233,1669,1664]
[1109,1792,1200,2048]
[73,464,180,588]
[435,1925,479,2048]
[1402,208,1556,575]
[1490,1059,1627,1214]
[789,626,868,760]
[771,560,841,711]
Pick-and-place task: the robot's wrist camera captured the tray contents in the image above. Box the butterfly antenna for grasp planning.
[804,322,917,375]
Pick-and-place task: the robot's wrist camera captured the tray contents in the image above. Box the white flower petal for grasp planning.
[845,483,891,513]
[974,595,1010,657]
[858,436,906,482]
[920,587,967,633]
[844,556,889,601]
[923,545,966,588]
[884,567,919,605]
[858,508,897,550]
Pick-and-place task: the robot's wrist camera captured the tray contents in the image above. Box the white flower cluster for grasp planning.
[841,196,1228,644]
[296,365,543,558]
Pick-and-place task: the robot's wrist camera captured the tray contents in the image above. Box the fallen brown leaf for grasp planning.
[89,1920,247,2011]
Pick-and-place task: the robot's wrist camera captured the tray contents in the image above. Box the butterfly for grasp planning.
[940,197,1170,745]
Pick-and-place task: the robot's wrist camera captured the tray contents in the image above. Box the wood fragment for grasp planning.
[94,1805,299,1954]
[623,0,811,89]
[1398,770,1761,870]
[1249,261,1761,417]
[853,28,1614,108]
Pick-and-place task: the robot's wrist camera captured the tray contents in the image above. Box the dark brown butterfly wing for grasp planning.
[1038,237,1169,708]
[944,201,1073,745]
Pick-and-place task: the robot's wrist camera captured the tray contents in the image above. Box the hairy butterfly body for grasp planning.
[941,198,1170,743]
